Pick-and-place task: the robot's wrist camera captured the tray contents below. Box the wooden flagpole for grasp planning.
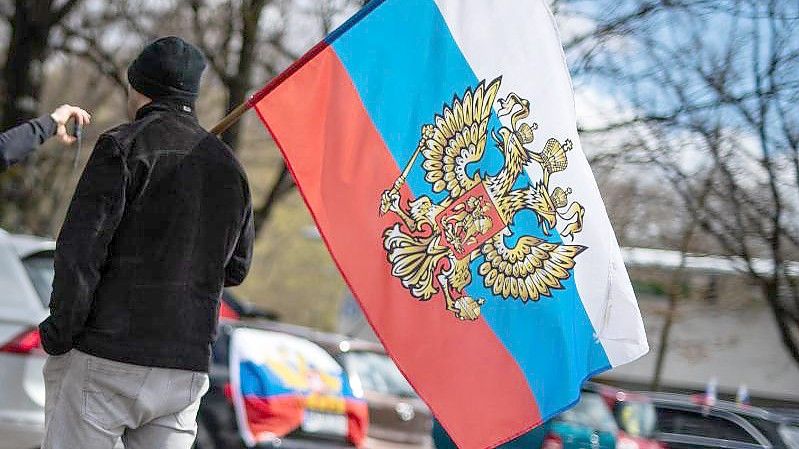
[207,40,334,137]
[210,100,254,136]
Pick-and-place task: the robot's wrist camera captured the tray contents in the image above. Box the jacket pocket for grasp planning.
[81,357,148,430]
[127,284,218,346]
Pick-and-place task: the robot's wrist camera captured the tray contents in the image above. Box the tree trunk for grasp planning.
[253,162,292,236]
[2,1,52,128]
[651,285,678,391]
[650,210,704,390]
[220,0,267,150]
[763,281,799,366]
[220,78,248,149]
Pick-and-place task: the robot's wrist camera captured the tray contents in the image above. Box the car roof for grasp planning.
[5,232,55,258]
[228,318,385,355]
[647,392,797,424]
[583,381,653,403]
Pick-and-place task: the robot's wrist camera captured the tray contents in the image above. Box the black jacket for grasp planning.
[0,115,57,172]
[39,98,254,372]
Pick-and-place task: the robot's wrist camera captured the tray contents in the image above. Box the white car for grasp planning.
[0,229,54,449]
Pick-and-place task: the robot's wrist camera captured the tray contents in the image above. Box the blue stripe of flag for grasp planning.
[330,0,610,418]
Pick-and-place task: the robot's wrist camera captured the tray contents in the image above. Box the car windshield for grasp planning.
[343,351,417,398]
[780,425,799,449]
[558,392,619,432]
[21,253,54,307]
[615,401,657,438]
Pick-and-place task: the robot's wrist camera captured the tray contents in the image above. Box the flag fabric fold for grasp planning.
[250,1,648,447]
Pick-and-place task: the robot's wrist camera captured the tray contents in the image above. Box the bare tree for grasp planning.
[184,0,359,234]
[650,173,716,389]
[579,0,799,364]
[0,0,84,128]
[0,1,362,234]
[0,1,164,236]
[188,0,282,149]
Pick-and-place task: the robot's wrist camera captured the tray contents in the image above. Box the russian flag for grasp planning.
[229,328,368,447]
[250,1,648,447]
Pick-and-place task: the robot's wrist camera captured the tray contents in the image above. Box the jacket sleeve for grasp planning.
[0,115,57,172]
[224,189,254,287]
[39,135,128,355]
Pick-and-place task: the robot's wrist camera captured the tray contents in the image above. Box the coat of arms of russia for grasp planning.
[379,77,587,321]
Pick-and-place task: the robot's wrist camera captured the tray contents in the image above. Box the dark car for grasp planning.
[543,390,619,449]
[196,291,432,449]
[316,340,434,449]
[436,387,618,449]
[649,393,799,449]
[584,382,665,449]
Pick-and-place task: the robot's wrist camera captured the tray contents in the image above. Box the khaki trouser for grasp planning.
[42,349,209,449]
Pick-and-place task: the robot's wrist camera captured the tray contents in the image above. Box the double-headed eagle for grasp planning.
[379,77,586,321]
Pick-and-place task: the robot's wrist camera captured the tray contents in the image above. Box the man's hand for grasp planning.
[50,105,91,145]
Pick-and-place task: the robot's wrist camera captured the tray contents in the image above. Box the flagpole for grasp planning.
[210,100,253,136]
[209,40,334,137]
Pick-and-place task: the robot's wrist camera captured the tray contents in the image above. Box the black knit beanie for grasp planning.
[127,36,206,101]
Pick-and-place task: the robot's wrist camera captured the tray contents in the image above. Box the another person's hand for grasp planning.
[50,105,91,145]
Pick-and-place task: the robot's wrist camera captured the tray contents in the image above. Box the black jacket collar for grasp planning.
[135,97,197,122]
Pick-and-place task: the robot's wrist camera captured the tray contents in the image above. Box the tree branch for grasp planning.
[49,0,82,27]
[56,25,127,92]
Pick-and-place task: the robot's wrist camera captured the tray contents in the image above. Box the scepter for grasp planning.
[379,136,426,215]
[381,124,434,215]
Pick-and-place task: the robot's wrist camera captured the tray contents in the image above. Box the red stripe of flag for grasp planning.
[242,395,305,438]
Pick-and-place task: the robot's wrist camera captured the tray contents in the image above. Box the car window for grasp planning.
[779,425,799,449]
[748,417,790,449]
[21,253,54,307]
[559,392,618,432]
[342,351,417,398]
[715,419,761,444]
[615,401,657,438]
[656,407,759,444]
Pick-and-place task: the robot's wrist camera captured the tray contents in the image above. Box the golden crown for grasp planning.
[552,187,572,208]
[514,122,538,145]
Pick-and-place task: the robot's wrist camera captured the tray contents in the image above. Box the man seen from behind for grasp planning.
[38,36,254,449]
